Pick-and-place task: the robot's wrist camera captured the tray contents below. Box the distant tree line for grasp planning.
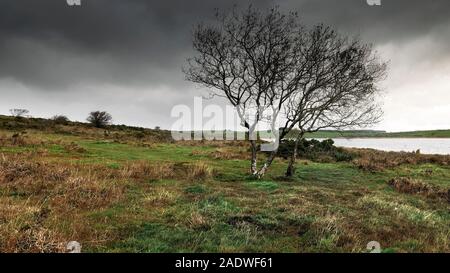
[8,109,114,128]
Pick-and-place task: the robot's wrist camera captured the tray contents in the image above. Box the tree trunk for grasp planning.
[285,135,302,178]
[255,151,277,179]
[250,140,258,175]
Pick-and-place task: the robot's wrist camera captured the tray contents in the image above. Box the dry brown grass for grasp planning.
[189,149,209,157]
[179,140,249,148]
[211,147,248,160]
[0,132,43,147]
[119,160,215,181]
[63,142,87,154]
[119,160,176,180]
[183,138,250,161]
[351,148,450,172]
[388,177,449,202]
[0,153,127,252]
[0,156,124,209]
[143,189,179,206]
[189,147,248,160]
[0,151,219,251]
[186,162,214,181]
[52,177,124,211]
[186,211,211,230]
[0,199,65,253]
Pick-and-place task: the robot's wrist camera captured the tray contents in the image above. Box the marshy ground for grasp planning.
[0,116,448,253]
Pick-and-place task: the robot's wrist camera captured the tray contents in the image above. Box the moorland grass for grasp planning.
[0,127,448,253]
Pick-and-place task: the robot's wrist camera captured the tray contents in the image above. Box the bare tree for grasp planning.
[184,6,386,179]
[185,6,313,178]
[52,115,70,125]
[9,109,29,118]
[282,26,387,177]
[87,111,112,128]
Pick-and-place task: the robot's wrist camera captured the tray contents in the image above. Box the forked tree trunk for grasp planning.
[255,151,277,179]
[248,136,279,179]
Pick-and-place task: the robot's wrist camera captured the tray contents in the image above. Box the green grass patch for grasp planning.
[185,185,208,194]
[246,181,279,192]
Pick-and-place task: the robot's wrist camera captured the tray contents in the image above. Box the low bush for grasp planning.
[277,138,354,162]
[388,177,449,202]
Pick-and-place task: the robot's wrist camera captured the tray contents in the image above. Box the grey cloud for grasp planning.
[280,0,450,43]
[0,0,273,89]
[1,0,449,89]
[0,0,449,130]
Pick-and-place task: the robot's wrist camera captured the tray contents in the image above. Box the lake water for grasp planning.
[313,138,450,155]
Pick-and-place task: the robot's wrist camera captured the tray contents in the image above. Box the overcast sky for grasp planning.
[0,0,449,132]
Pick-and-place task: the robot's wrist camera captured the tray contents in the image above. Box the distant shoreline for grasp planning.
[302,130,450,139]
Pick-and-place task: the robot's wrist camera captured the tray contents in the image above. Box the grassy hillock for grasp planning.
[0,114,173,143]
[0,116,449,253]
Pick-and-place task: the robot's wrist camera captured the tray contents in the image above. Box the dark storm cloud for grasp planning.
[0,0,273,89]
[280,0,450,43]
[0,0,449,90]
